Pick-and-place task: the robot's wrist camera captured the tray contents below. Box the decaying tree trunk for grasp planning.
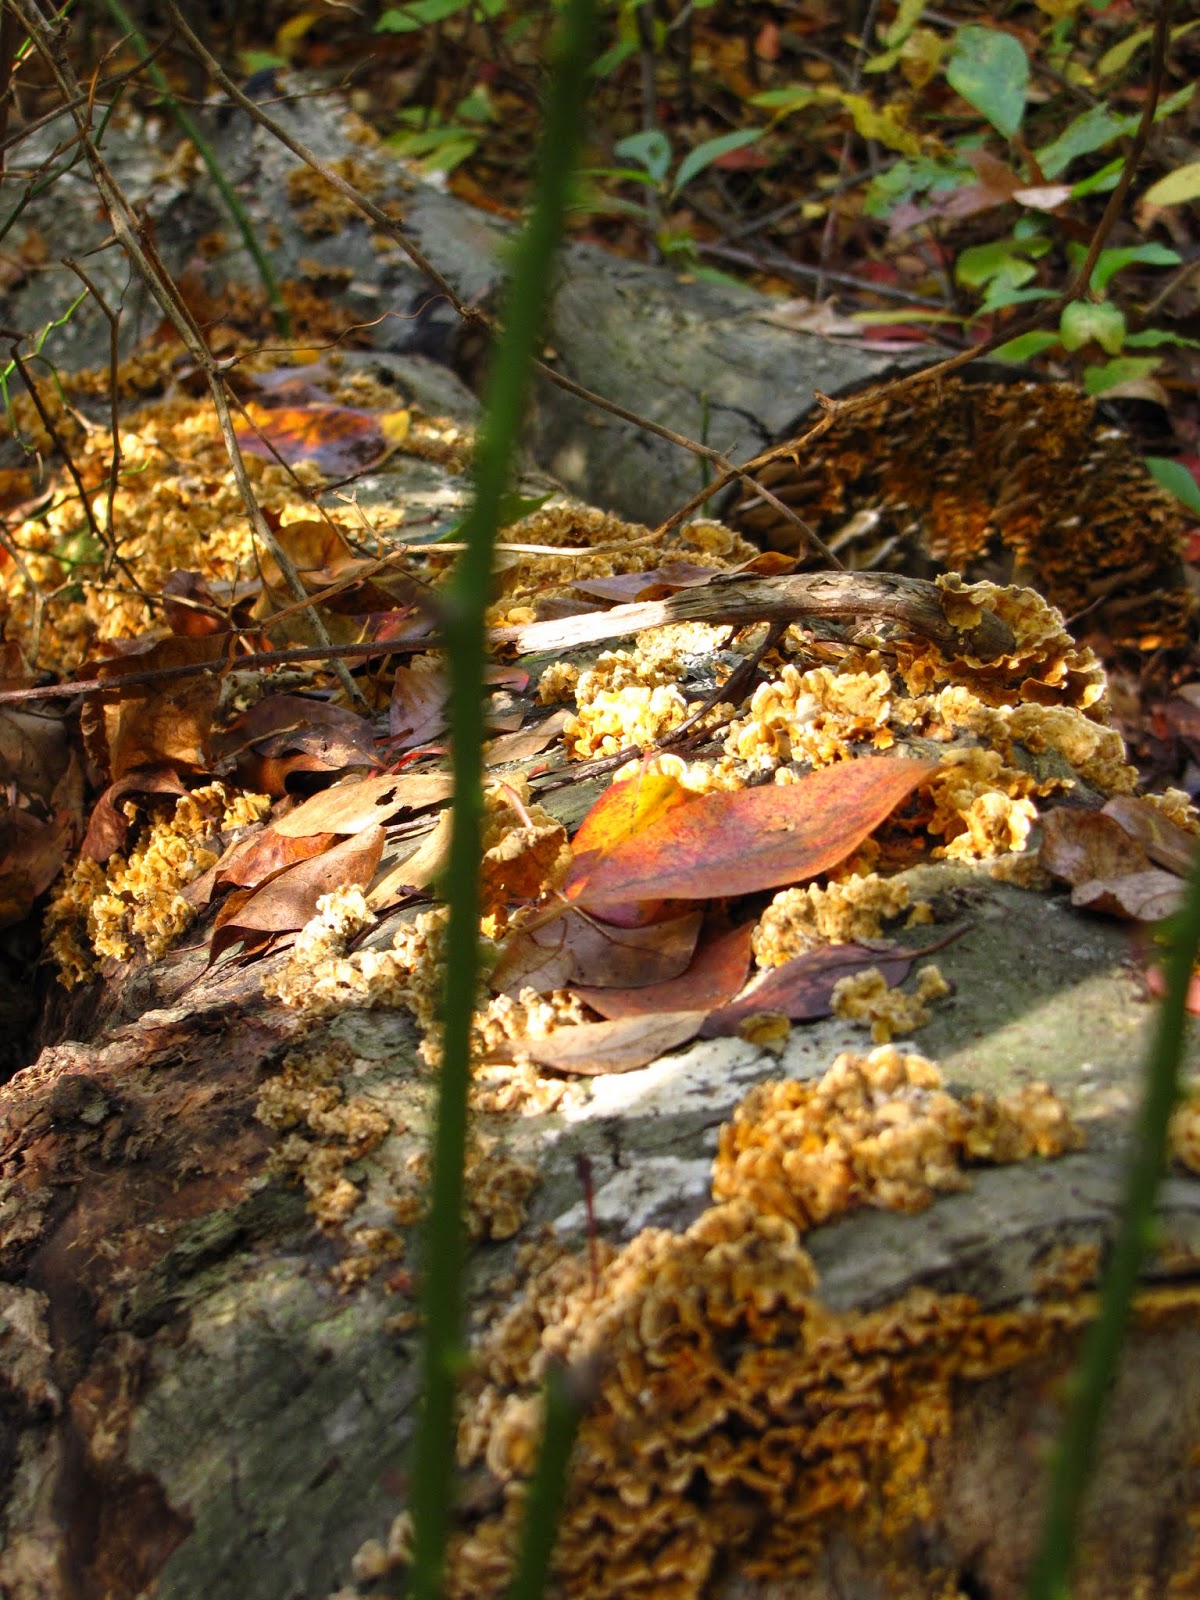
[6,822,1200,1600]
[4,71,1200,1600]
[0,73,923,526]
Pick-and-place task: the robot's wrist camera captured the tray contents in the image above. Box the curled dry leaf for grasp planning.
[1102,795,1196,878]
[212,695,378,795]
[213,825,337,891]
[85,634,226,782]
[274,772,453,836]
[81,765,189,862]
[509,1010,708,1076]
[493,907,704,999]
[1040,806,1183,922]
[703,940,925,1035]
[208,824,385,963]
[571,920,753,1019]
[0,702,73,803]
[0,810,75,929]
[1040,807,1153,886]
[1072,870,1183,923]
[484,709,571,768]
[368,809,454,907]
[390,661,449,748]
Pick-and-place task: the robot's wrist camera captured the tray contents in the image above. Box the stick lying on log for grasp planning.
[493,570,1016,663]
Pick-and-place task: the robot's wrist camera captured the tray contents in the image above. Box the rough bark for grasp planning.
[2,73,1200,1600]
[5,776,1200,1600]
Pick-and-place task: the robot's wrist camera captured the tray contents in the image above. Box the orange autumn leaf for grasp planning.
[564,767,699,894]
[234,403,385,475]
[568,757,935,909]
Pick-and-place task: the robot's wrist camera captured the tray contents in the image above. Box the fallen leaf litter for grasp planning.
[12,350,1200,1599]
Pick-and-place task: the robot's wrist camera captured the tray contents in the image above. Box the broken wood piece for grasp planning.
[494,570,1016,662]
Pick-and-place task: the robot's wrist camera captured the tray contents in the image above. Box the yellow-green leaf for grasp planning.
[1143,162,1200,208]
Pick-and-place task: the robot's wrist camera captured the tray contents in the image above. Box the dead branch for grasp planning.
[493,570,1016,661]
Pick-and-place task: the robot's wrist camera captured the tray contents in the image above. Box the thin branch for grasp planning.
[160,3,844,570]
[11,0,367,708]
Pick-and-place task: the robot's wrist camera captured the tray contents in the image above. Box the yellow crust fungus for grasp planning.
[45,782,269,983]
[752,873,912,967]
[831,963,951,1043]
[723,664,895,772]
[712,1046,1081,1231]
[923,748,1040,861]
[562,626,732,760]
[257,1038,391,1231]
[394,1053,1093,1600]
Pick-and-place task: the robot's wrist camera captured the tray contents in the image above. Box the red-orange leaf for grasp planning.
[566,766,694,886]
[570,757,935,909]
[235,403,384,475]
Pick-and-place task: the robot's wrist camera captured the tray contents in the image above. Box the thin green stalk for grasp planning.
[505,1364,588,1600]
[95,0,290,337]
[1027,847,1200,1600]
[407,6,596,1600]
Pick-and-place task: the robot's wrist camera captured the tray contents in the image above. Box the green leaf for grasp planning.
[592,36,636,75]
[1145,457,1200,517]
[945,25,1028,138]
[955,235,1046,288]
[1090,243,1181,294]
[991,330,1060,363]
[861,154,971,218]
[749,85,821,115]
[1035,84,1192,181]
[1098,16,1200,77]
[238,49,286,71]
[1035,105,1125,178]
[378,0,472,30]
[673,128,762,194]
[1083,356,1162,394]
[1143,162,1200,208]
[978,282,1057,314]
[1061,299,1126,355]
[1097,22,1154,77]
[1070,157,1123,198]
[848,308,963,324]
[883,0,927,48]
[613,129,671,184]
[1126,328,1200,350]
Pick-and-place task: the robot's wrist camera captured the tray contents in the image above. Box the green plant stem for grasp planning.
[505,1363,588,1600]
[95,0,290,338]
[407,5,596,1600]
[1026,848,1200,1600]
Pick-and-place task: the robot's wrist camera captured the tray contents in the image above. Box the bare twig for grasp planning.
[493,569,1016,661]
[61,256,123,561]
